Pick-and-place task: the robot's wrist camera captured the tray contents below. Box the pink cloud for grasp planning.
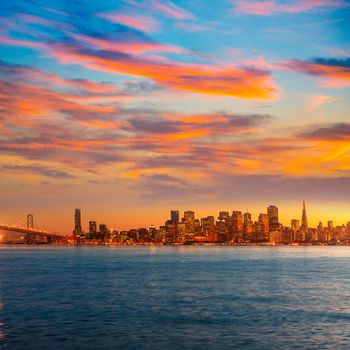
[284,59,350,88]
[71,33,188,55]
[98,12,159,33]
[309,95,340,109]
[234,0,348,15]
[48,43,277,100]
[151,0,193,19]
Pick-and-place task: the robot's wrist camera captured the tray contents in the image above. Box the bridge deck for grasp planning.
[0,225,66,240]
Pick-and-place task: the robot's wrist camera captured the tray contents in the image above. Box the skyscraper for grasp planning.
[89,220,97,238]
[170,210,179,223]
[74,209,82,235]
[232,211,243,242]
[301,200,308,230]
[259,214,269,234]
[267,205,279,232]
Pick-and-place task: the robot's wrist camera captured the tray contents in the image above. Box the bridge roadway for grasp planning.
[0,225,67,243]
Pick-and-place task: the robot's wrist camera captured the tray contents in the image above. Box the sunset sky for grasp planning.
[0,0,349,234]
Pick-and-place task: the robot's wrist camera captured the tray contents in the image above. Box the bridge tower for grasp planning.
[26,214,34,244]
[27,214,34,230]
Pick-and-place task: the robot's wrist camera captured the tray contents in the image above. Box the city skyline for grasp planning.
[71,201,350,238]
[62,200,350,245]
[0,0,349,232]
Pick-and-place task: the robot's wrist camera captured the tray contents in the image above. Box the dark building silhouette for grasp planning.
[171,210,179,223]
[74,209,82,236]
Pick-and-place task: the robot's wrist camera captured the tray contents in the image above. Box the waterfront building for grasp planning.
[301,200,308,232]
[182,211,196,240]
[317,221,324,241]
[267,205,279,232]
[74,209,82,233]
[165,220,177,243]
[89,220,97,239]
[243,212,254,241]
[216,218,230,242]
[232,211,243,242]
[269,230,281,244]
[258,213,269,241]
[171,210,179,223]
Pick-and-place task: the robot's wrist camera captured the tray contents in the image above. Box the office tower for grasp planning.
[327,221,333,231]
[219,211,230,221]
[244,212,252,222]
[182,211,196,239]
[258,214,269,235]
[184,211,195,221]
[201,216,215,231]
[89,220,97,238]
[291,219,300,230]
[74,209,82,235]
[317,221,324,241]
[243,212,253,241]
[99,224,109,240]
[327,221,334,241]
[165,220,177,242]
[255,214,269,242]
[201,216,216,241]
[216,212,231,242]
[171,210,179,223]
[301,200,308,230]
[291,219,300,242]
[232,211,243,242]
[267,205,279,232]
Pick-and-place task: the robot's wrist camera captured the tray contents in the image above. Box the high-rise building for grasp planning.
[291,219,300,230]
[291,219,300,241]
[99,224,109,240]
[267,205,279,232]
[327,221,334,241]
[255,215,269,242]
[201,216,216,241]
[89,220,97,238]
[171,210,179,223]
[258,214,269,235]
[301,200,308,230]
[182,211,196,240]
[74,209,82,236]
[317,221,324,241]
[243,212,253,241]
[232,211,243,242]
[219,211,230,221]
[184,211,195,221]
[244,212,252,223]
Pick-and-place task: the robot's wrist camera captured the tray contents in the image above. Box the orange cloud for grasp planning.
[50,44,276,100]
[286,58,350,87]
[71,33,187,55]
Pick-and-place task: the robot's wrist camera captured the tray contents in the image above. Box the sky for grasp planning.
[0,0,349,234]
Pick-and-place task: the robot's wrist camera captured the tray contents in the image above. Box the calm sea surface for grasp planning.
[1,245,350,349]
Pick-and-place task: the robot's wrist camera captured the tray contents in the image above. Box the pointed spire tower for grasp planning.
[301,200,308,230]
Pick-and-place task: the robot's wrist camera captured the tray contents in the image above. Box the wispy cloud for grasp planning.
[233,0,348,15]
[98,12,159,33]
[285,57,350,87]
[309,95,341,109]
[151,0,193,19]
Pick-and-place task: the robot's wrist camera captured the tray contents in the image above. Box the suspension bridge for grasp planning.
[0,214,67,244]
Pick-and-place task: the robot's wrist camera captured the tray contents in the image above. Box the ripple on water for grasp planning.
[1,246,350,349]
